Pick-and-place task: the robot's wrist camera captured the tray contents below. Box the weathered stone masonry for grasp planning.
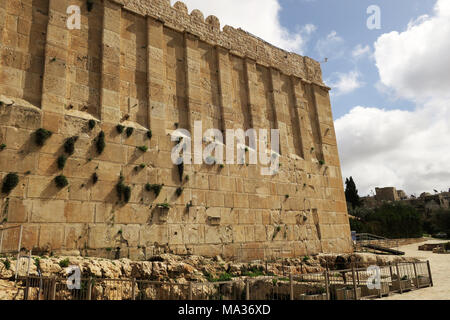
[0,0,352,259]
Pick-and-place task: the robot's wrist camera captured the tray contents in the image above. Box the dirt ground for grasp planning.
[380,239,449,300]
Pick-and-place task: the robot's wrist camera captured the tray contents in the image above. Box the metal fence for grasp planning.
[10,261,432,301]
[0,225,30,280]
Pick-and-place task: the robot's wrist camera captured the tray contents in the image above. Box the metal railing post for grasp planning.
[289,274,294,300]
[87,277,92,300]
[351,264,358,300]
[426,261,433,287]
[131,278,136,300]
[24,276,30,300]
[50,277,57,300]
[245,279,250,300]
[0,229,3,254]
[26,250,31,276]
[412,262,419,288]
[324,270,330,300]
[188,282,193,300]
[395,263,403,294]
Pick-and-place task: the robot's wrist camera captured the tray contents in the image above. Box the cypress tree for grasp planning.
[345,176,361,209]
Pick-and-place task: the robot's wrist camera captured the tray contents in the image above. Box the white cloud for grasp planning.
[374,0,450,101]
[352,44,371,59]
[171,0,314,54]
[336,102,450,196]
[315,30,345,60]
[328,70,364,96]
[336,0,450,196]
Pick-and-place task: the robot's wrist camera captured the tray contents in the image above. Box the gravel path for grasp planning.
[380,240,449,300]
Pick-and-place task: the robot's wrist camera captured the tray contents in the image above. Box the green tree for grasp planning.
[345,176,361,209]
[349,203,423,238]
[430,209,450,236]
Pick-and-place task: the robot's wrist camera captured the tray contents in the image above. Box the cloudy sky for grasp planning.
[172,0,450,196]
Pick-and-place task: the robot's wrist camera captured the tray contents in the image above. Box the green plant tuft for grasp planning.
[176,187,183,197]
[2,173,19,194]
[116,176,131,203]
[88,119,96,130]
[55,175,69,188]
[96,131,105,154]
[146,184,163,197]
[86,0,94,12]
[92,172,98,185]
[64,136,79,155]
[156,203,171,209]
[177,163,184,183]
[146,130,152,139]
[126,127,134,137]
[0,143,6,151]
[57,155,67,170]
[116,125,125,134]
[59,258,70,268]
[319,160,325,166]
[123,186,131,203]
[137,145,148,152]
[2,259,11,270]
[35,128,52,146]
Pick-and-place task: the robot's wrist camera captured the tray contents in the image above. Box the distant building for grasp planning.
[375,187,399,202]
[361,186,450,214]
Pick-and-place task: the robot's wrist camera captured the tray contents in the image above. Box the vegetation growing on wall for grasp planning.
[92,172,99,185]
[55,175,69,188]
[156,203,171,209]
[64,136,79,155]
[2,173,19,194]
[116,175,131,203]
[146,184,163,197]
[96,131,105,155]
[88,120,96,130]
[86,0,94,12]
[137,145,148,152]
[177,163,184,183]
[57,155,67,170]
[126,127,134,137]
[116,125,125,134]
[35,128,52,146]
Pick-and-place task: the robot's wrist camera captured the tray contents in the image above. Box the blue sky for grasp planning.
[176,0,450,195]
[279,0,436,118]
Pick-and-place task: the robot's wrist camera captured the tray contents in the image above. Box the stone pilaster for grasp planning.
[269,68,289,155]
[184,32,202,131]
[216,46,233,131]
[302,80,324,162]
[147,17,166,137]
[0,1,6,90]
[290,76,310,161]
[310,83,340,166]
[243,58,260,130]
[41,0,70,114]
[100,0,121,123]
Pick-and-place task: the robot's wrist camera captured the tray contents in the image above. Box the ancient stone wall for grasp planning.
[0,0,352,260]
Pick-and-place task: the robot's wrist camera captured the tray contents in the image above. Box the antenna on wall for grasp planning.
[320,57,328,64]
